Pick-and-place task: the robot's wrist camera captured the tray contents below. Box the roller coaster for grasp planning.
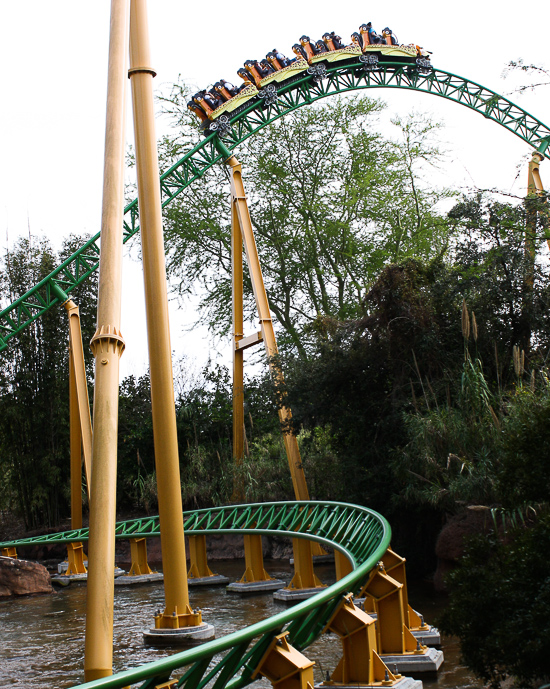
[1,10,549,689]
[0,29,549,351]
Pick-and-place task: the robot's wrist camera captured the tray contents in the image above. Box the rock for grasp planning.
[0,556,53,597]
[434,506,492,591]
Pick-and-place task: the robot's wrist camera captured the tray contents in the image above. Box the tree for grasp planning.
[158,84,452,355]
[0,235,97,528]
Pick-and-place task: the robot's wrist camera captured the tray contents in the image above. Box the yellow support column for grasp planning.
[1,547,17,558]
[381,549,427,632]
[128,538,153,575]
[129,0,212,643]
[188,535,214,579]
[251,632,314,689]
[319,594,401,687]
[226,154,325,598]
[67,542,88,576]
[65,299,92,575]
[228,189,285,594]
[358,564,443,674]
[84,0,129,680]
[334,550,353,580]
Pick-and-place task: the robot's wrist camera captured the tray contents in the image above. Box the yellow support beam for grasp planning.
[381,548,429,632]
[252,632,314,689]
[129,0,203,634]
[1,547,17,558]
[66,541,87,575]
[240,534,273,583]
[334,550,353,580]
[321,594,400,686]
[227,154,325,586]
[359,565,422,656]
[128,537,153,576]
[84,0,129,680]
[187,535,214,579]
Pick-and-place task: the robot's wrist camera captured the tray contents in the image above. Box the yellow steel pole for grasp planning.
[83,0,129,681]
[66,300,93,498]
[227,155,324,586]
[232,200,245,501]
[129,0,201,631]
[227,156,309,501]
[69,351,83,530]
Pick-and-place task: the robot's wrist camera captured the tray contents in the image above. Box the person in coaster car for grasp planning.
[299,35,319,59]
[221,79,240,97]
[292,43,308,60]
[330,32,345,49]
[237,67,255,87]
[360,22,383,46]
[187,100,208,123]
[382,27,399,45]
[258,59,276,77]
[315,39,328,53]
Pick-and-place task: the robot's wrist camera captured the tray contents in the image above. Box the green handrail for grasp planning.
[2,500,391,689]
[1,61,549,352]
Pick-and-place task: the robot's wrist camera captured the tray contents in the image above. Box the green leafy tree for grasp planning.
[0,235,97,528]
[158,84,452,355]
[439,515,550,688]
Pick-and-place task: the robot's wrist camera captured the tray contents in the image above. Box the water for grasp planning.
[0,560,481,689]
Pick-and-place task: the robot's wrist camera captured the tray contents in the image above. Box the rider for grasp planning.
[382,27,399,45]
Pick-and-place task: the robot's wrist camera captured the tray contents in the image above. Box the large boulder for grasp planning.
[0,556,53,597]
[434,506,492,591]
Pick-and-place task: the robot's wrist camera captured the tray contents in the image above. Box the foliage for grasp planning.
[0,235,97,528]
[439,515,550,688]
[496,378,550,508]
[159,84,452,355]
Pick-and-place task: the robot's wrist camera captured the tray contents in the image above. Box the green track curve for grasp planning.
[1,61,549,353]
[1,500,391,689]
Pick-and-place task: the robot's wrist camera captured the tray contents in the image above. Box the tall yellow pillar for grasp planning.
[84,0,129,680]
[129,0,212,642]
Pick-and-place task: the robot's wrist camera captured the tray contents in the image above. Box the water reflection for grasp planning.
[0,560,481,689]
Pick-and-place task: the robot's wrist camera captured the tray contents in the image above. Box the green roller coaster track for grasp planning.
[1,60,549,353]
[0,500,391,689]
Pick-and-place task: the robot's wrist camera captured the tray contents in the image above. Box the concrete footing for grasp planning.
[51,573,88,586]
[411,626,441,647]
[315,677,422,689]
[381,648,444,674]
[51,566,126,586]
[290,554,334,565]
[143,622,215,646]
[273,586,326,602]
[114,572,164,586]
[187,574,230,587]
[226,579,286,594]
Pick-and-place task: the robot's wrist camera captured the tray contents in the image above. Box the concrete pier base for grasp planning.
[290,554,334,565]
[381,648,444,674]
[273,586,326,603]
[51,573,88,585]
[187,574,230,587]
[51,566,126,586]
[143,622,215,646]
[411,626,441,647]
[114,572,164,586]
[315,677,423,689]
[226,579,285,594]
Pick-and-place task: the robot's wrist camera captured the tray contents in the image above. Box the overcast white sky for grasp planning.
[1,0,549,380]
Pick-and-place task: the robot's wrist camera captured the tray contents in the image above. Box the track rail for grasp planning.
[1,500,391,689]
[1,61,549,353]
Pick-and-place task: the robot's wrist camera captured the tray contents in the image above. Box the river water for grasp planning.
[0,560,482,689]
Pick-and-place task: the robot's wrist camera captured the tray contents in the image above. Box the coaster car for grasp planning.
[188,23,432,127]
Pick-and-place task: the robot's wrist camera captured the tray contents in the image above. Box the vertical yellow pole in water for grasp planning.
[232,201,245,499]
[84,0,129,681]
[128,0,199,629]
